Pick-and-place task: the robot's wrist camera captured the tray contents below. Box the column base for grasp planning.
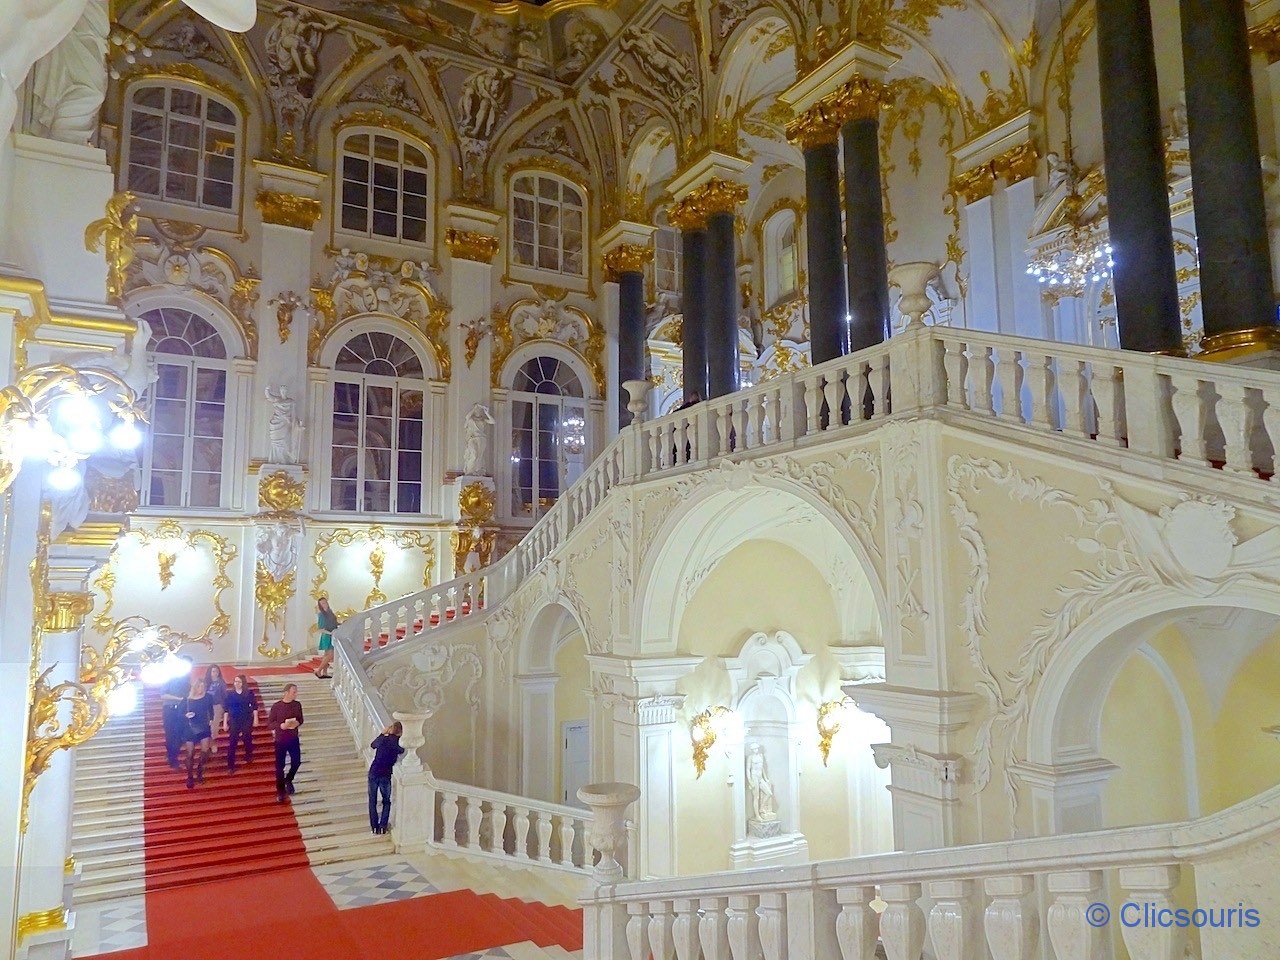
[1197,325,1280,368]
[729,832,808,869]
[16,907,73,960]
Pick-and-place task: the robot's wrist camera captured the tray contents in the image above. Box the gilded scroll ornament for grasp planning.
[682,178,749,218]
[459,481,496,525]
[122,521,238,638]
[42,592,94,632]
[254,560,296,659]
[84,192,139,306]
[990,142,1039,185]
[785,101,842,149]
[445,229,500,263]
[459,317,491,367]
[951,164,997,205]
[602,243,654,282]
[668,194,707,231]
[255,190,322,229]
[309,525,436,608]
[258,470,306,512]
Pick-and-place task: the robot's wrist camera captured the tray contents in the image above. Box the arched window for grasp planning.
[329,331,426,514]
[778,220,799,301]
[338,131,430,243]
[763,209,801,307]
[124,83,239,211]
[511,174,585,276]
[654,224,682,296]
[140,307,229,508]
[509,356,587,518]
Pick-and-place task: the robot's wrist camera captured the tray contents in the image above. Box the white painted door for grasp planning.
[561,719,590,808]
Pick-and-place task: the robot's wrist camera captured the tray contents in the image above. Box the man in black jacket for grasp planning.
[268,684,304,802]
[367,721,405,834]
[157,657,194,768]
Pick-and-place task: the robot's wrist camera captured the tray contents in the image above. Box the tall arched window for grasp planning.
[338,131,430,243]
[654,224,682,296]
[124,83,239,211]
[778,220,799,300]
[511,174,585,276]
[509,356,587,518]
[764,209,801,307]
[330,331,426,514]
[140,307,229,508]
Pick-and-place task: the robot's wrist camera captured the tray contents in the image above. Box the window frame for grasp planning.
[653,224,682,297]
[763,208,802,309]
[139,308,232,511]
[334,128,433,246]
[324,328,433,517]
[121,80,242,227]
[509,172,589,288]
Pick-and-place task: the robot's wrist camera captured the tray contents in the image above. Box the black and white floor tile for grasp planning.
[72,896,148,955]
[313,859,438,909]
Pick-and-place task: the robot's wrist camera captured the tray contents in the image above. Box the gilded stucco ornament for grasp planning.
[43,592,94,632]
[445,228,500,263]
[255,561,296,659]
[602,243,653,282]
[84,192,139,306]
[951,164,996,205]
[258,470,306,512]
[85,467,139,514]
[488,299,606,394]
[310,525,436,611]
[255,190,323,229]
[1249,14,1280,64]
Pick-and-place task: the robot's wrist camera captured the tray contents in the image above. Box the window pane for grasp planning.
[149,471,183,506]
[330,479,358,511]
[135,87,165,109]
[152,398,187,434]
[402,218,426,243]
[395,482,421,514]
[333,382,361,414]
[342,205,367,231]
[538,177,558,200]
[189,471,221,507]
[150,434,185,470]
[192,437,222,471]
[206,99,235,125]
[362,480,391,512]
[403,169,427,196]
[170,89,200,117]
[373,162,397,189]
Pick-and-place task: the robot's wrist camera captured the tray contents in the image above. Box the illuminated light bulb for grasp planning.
[57,395,100,431]
[109,420,143,450]
[68,426,103,454]
[140,661,167,685]
[108,682,139,715]
[47,466,81,491]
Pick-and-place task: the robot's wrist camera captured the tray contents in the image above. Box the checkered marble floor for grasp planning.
[71,895,147,956]
[437,949,512,960]
[313,859,439,909]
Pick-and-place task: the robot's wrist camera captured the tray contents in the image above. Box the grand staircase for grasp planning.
[71,673,394,902]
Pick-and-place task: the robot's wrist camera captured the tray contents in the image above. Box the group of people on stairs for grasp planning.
[157,649,409,833]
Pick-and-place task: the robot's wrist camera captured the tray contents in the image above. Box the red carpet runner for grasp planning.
[86,665,583,960]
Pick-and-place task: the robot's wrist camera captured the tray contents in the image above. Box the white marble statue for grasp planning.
[264,6,332,93]
[457,66,512,141]
[265,385,304,464]
[63,316,156,397]
[256,519,299,580]
[463,403,495,475]
[1,0,255,141]
[746,741,779,823]
[1045,151,1071,191]
[617,26,692,100]
[28,0,107,145]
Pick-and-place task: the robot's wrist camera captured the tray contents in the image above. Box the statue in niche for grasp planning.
[617,26,692,101]
[745,741,780,834]
[462,403,495,475]
[558,17,604,79]
[265,385,304,464]
[457,66,512,141]
[28,0,108,145]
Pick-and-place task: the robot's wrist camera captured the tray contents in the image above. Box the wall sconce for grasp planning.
[817,697,856,766]
[690,705,734,778]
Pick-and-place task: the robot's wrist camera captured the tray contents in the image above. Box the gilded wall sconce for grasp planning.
[817,697,855,766]
[690,705,734,778]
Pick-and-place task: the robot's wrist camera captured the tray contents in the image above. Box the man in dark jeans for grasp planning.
[268,683,304,802]
[222,674,259,772]
[367,721,405,834]
[158,659,194,768]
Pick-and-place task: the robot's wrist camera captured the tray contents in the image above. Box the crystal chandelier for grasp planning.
[560,413,586,455]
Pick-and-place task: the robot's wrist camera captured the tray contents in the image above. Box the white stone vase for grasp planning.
[577,781,640,883]
[622,379,651,422]
[392,710,431,772]
[889,261,940,330]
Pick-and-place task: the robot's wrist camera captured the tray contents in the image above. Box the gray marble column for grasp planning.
[839,81,892,353]
[1096,0,1183,353]
[1180,0,1278,351]
[802,135,850,363]
[706,209,740,398]
[606,244,651,427]
[677,223,708,402]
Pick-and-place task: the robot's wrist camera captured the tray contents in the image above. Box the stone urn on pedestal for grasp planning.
[888,261,941,330]
[577,782,640,883]
[622,379,651,424]
[392,711,431,773]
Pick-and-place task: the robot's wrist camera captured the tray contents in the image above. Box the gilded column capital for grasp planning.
[1249,14,1280,64]
[43,592,94,632]
[828,76,886,125]
[683,178,749,220]
[255,190,322,229]
[786,102,842,149]
[602,243,654,282]
[990,142,1039,185]
[668,195,707,231]
[951,164,996,205]
[445,228,500,263]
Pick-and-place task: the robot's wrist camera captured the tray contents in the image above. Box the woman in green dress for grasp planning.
[315,597,338,678]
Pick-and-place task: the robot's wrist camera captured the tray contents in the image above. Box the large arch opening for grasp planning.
[516,600,588,804]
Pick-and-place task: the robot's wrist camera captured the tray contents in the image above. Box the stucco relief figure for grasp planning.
[265,6,333,95]
[1045,152,1071,191]
[0,0,253,140]
[457,66,512,141]
[463,403,495,475]
[558,17,604,79]
[745,741,779,825]
[617,26,692,101]
[28,0,108,144]
[256,520,299,580]
[265,385,304,464]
